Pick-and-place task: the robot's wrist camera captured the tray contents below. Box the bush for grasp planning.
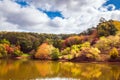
[109,47,119,59]
[94,37,110,52]
[81,42,90,48]
[67,54,74,60]
[13,49,23,57]
[51,48,60,60]
[80,47,100,61]
[71,45,81,52]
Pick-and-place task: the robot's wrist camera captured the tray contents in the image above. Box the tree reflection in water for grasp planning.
[0,60,120,80]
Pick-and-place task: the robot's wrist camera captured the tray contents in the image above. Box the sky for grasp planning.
[0,0,120,34]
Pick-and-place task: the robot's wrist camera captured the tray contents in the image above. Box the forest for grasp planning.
[1,19,120,62]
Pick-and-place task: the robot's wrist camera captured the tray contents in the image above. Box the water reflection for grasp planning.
[0,60,120,80]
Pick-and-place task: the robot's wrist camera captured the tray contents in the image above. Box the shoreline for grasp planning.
[1,56,120,64]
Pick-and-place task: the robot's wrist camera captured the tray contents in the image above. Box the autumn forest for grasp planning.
[0,19,120,62]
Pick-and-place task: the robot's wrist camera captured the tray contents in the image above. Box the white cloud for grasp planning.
[0,0,120,34]
[0,0,50,31]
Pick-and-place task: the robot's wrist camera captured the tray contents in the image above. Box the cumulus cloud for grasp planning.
[0,0,49,31]
[0,0,120,34]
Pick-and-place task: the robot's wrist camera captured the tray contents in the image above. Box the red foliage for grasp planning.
[4,44,21,54]
[62,36,85,48]
[4,44,13,54]
[91,29,98,38]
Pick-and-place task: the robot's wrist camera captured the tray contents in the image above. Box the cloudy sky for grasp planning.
[0,0,120,34]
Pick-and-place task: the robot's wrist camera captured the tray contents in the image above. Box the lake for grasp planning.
[0,60,120,80]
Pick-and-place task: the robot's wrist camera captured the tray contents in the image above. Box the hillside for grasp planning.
[0,19,120,62]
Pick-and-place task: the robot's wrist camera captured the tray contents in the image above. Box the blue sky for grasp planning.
[15,0,29,7]
[15,0,64,19]
[15,0,120,19]
[0,0,120,33]
[105,0,120,10]
[42,11,64,19]
[14,0,120,19]
[38,8,64,19]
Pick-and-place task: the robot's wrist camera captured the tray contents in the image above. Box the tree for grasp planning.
[51,48,60,60]
[97,20,118,37]
[35,43,54,59]
[53,39,63,49]
[0,32,40,53]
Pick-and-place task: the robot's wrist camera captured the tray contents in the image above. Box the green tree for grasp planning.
[0,39,10,45]
[97,20,118,37]
[51,48,60,60]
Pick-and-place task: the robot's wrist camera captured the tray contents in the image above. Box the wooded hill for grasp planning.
[0,19,120,61]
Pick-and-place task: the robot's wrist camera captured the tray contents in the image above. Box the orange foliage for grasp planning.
[35,43,54,59]
[112,20,120,31]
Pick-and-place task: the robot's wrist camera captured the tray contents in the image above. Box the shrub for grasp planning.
[109,47,119,59]
[67,54,74,60]
[80,47,100,61]
[13,49,23,57]
[51,48,60,60]
[94,35,120,53]
[81,42,90,48]
[71,45,81,52]
[89,47,100,59]
[94,37,111,52]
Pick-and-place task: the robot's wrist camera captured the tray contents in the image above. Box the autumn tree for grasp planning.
[94,35,120,52]
[35,43,54,59]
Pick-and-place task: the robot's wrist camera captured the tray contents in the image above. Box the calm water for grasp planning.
[0,60,120,80]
